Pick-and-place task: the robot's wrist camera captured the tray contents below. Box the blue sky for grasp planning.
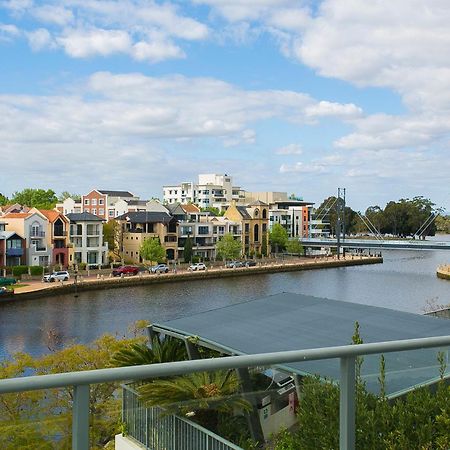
[0,0,449,212]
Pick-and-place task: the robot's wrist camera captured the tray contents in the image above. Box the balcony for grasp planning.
[0,335,448,450]
[53,229,67,237]
[29,228,45,238]
[6,248,23,257]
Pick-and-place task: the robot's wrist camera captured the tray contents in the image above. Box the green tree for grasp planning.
[0,193,9,206]
[11,188,58,209]
[286,238,303,255]
[103,220,123,261]
[183,235,193,263]
[269,223,288,253]
[140,237,166,264]
[316,196,358,236]
[216,233,242,261]
[261,232,268,257]
[58,191,81,202]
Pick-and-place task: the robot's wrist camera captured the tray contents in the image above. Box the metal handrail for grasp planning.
[0,335,449,450]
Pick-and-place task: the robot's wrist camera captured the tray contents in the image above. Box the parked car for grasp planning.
[42,271,70,282]
[244,260,257,267]
[150,264,169,274]
[226,261,244,268]
[188,262,207,271]
[0,277,17,286]
[112,266,139,277]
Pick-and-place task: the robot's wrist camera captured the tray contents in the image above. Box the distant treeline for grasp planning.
[316,196,445,238]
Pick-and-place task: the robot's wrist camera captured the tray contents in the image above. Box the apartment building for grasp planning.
[163,174,245,209]
[55,197,82,215]
[269,200,313,239]
[82,190,138,221]
[2,210,52,266]
[66,212,109,267]
[0,222,25,267]
[116,211,179,263]
[224,201,270,257]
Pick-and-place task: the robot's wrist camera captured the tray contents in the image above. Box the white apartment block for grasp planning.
[163,174,245,209]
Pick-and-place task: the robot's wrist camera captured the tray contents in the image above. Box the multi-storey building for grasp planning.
[224,201,270,257]
[163,174,245,209]
[82,190,138,221]
[269,200,313,238]
[37,209,73,268]
[116,211,179,263]
[66,213,109,267]
[0,222,25,267]
[55,198,82,215]
[2,210,52,266]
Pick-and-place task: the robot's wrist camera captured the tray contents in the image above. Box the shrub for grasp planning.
[191,256,200,263]
[29,266,44,276]
[78,262,87,270]
[12,265,29,277]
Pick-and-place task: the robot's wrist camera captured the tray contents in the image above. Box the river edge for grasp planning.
[3,256,383,303]
[437,265,450,280]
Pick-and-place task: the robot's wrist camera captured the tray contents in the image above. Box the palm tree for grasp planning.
[138,370,251,433]
[110,335,187,367]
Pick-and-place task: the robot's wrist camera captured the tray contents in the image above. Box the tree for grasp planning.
[269,223,288,253]
[140,237,166,264]
[183,235,193,263]
[103,220,123,261]
[11,188,58,209]
[0,193,8,206]
[216,233,242,261]
[0,333,146,449]
[58,191,81,202]
[286,238,303,255]
[261,232,268,257]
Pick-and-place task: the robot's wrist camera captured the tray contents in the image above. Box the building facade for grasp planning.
[81,190,138,221]
[66,212,109,267]
[0,222,25,267]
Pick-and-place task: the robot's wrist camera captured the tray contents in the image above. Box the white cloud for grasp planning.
[57,28,132,57]
[279,161,328,174]
[305,101,362,120]
[31,5,73,26]
[26,27,55,51]
[275,143,302,155]
[132,39,185,62]
[0,23,20,41]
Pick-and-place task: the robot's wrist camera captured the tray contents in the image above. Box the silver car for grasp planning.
[188,263,206,271]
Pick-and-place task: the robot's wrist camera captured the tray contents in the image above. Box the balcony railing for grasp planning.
[0,336,449,450]
[6,248,24,257]
[54,229,67,237]
[29,228,45,238]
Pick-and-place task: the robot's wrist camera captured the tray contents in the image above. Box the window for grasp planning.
[262,224,267,232]
[109,210,114,217]
[262,209,267,219]
[254,224,259,242]
[245,223,249,233]
[92,208,97,215]
[99,208,104,216]
[7,239,21,249]
[254,209,259,218]
[84,199,90,205]
[99,199,104,205]
[92,199,97,206]
[198,226,209,235]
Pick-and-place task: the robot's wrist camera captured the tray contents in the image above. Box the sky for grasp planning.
[0,0,449,212]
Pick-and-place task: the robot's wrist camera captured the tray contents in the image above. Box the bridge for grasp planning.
[300,238,450,251]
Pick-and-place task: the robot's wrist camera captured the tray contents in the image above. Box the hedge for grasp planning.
[12,266,29,277]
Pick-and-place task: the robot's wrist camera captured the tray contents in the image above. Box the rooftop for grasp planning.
[97,190,134,197]
[153,293,450,397]
[66,212,104,222]
[116,211,173,224]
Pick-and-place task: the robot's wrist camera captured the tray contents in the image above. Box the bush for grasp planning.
[29,266,44,276]
[78,262,87,270]
[191,256,200,263]
[12,265,29,277]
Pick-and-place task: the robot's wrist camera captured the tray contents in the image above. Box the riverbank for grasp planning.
[6,255,382,302]
[437,265,450,280]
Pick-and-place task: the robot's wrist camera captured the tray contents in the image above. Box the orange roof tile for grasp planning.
[181,204,201,213]
[38,209,63,222]
[3,212,31,219]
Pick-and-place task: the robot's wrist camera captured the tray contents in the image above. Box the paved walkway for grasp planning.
[12,255,379,296]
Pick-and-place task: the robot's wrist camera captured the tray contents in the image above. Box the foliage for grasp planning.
[58,191,81,202]
[102,220,122,260]
[200,206,224,216]
[216,233,242,260]
[435,215,450,233]
[269,223,288,252]
[110,335,187,368]
[30,266,44,276]
[286,238,303,255]
[12,265,28,277]
[0,333,146,449]
[140,237,166,263]
[11,188,58,209]
[316,196,359,236]
[261,232,268,256]
[0,193,9,206]
[183,235,193,263]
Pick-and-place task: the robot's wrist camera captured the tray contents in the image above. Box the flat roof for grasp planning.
[153,293,450,397]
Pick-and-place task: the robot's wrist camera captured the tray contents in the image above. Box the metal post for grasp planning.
[72,384,90,450]
[340,357,355,450]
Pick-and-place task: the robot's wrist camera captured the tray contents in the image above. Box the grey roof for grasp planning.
[98,190,134,197]
[166,203,186,216]
[154,293,450,397]
[0,231,23,240]
[236,206,251,219]
[127,200,148,206]
[116,211,173,224]
[248,200,269,207]
[66,212,104,222]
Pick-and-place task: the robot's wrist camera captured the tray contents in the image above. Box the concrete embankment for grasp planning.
[7,256,383,302]
[437,265,450,280]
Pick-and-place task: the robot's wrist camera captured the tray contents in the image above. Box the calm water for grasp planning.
[1,242,449,359]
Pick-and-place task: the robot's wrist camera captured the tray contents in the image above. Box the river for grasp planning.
[1,241,449,360]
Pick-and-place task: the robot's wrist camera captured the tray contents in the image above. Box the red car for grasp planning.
[112,266,140,277]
